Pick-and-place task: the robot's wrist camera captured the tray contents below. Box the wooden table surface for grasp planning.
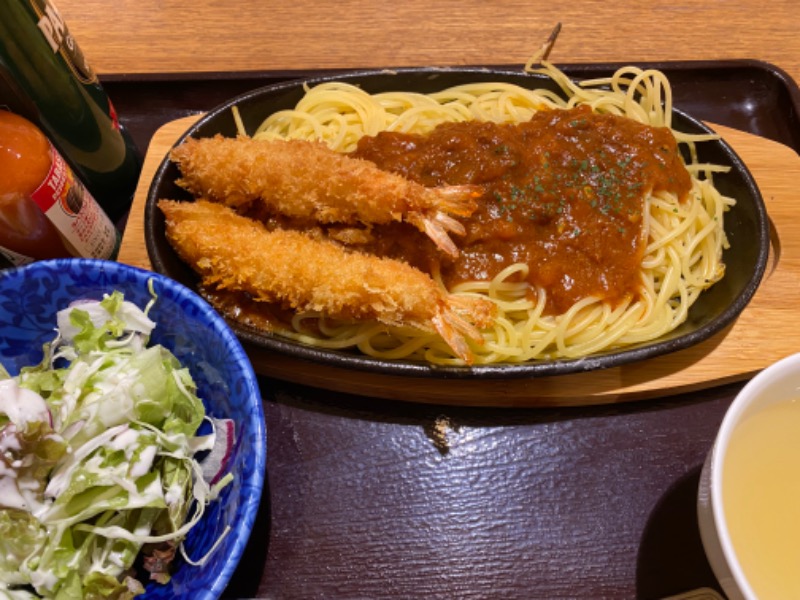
[59,0,800,86]
[50,1,800,598]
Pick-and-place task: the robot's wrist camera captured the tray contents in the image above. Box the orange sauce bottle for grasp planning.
[0,110,119,265]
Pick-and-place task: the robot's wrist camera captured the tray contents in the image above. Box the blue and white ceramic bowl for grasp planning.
[0,258,266,600]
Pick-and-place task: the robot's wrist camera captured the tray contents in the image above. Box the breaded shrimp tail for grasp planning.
[169,135,481,257]
[159,199,496,364]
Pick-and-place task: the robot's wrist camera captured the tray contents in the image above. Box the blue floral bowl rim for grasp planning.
[0,258,266,599]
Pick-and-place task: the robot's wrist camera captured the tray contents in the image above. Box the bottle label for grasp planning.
[29,0,98,85]
[0,0,142,222]
[29,143,120,260]
[0,244,35,267]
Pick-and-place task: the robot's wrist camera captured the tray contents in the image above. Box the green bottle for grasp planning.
[0,0,142,223]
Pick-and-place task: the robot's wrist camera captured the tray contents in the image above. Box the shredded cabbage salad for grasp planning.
[0,290,233,599]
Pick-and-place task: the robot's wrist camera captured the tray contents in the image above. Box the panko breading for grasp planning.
[159,200,496,363]
[170,135,481,257]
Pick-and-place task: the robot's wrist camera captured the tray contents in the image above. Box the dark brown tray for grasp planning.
[104,59,800,161]
[106,61,800,599]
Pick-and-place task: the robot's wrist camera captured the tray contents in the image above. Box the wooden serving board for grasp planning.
[119,115,800,406]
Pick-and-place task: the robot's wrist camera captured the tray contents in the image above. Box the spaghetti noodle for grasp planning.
[229,63,733,365]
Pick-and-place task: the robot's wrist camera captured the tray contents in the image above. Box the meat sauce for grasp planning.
[352,105,692,315]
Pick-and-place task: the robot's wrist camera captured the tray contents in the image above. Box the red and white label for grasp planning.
[29,143,119,259]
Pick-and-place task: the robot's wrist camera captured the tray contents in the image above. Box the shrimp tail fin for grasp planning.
[448,295,497,329]
[432,295,497,364]
[432,311,477,365]
[406,184,480,256]
[410,214,461,257]
[428,185,482,217]
[434,212,466,236]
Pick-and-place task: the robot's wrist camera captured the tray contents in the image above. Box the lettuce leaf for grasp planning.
[0,289,227,598]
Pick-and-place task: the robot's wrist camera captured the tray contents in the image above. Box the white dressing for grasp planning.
[0,381,49,428]
[0,290,232,598]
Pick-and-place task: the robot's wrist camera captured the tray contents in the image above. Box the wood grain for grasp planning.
[56,0,800,91]
[118,117,800,406]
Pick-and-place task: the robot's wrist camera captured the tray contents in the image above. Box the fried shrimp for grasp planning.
[158,199,496,363]
[169,135,481,257]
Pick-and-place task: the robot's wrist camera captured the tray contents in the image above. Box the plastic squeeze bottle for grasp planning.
[0,110,120,265]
